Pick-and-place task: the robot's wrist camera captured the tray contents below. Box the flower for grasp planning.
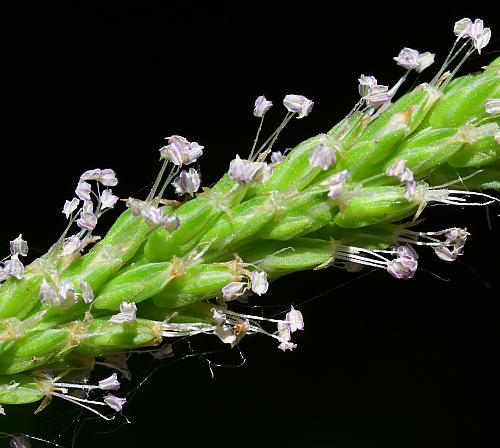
[385,159,416,201]
[308,144,336,171]
[211,308,226,326]
[80,281,94,304]
[469,19,491,54]
[62,235,82,256]
[160,135,204,166]
[110,301,137,323]
[103,394,126,412]
[222,281,247,301]
[76,209,97,231]
[126,197,142,216]
[277,321,291,343]
[172,168,201,196]
[358,75,391,108]
[143,205,164,226]
[454,18,472,38]
[228,155,272,186]
[80,168,118,186]
[62,198,80,219]
[10,234,28,257]
[75,181,92,201]
[39,278,57,304]
[278,341,297,352]
[326,170,350,200]
[485,98,500,115]
[386,251,418,279]
[270,151,285,164]
[214,325,237,344]
[98,373,120,391]
[253,95,273,117]
[100,189,119,209]
[3,254,24,280]
[58,281,77,308]
[162,214,181,232]
[286,306,304,332]
[251,271,269,296]
[283,94,314,118]
[393,47,435,73]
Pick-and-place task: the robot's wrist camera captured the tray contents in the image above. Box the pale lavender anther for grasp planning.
[62,235,81,256]
[251,271,269,296]
[58,280,77,308]
[386,253,418,279]
[393,48,435,73]
[286,306,304,332]
[80,168,118,186]
[454,18,473,38]
[76,210,97,231]
[63,198,80,219]
[485,99,500,115]
[172,168,201,196]
[4,255,24,280]
[143,205,164,226]
[222,281,247,301]
[110,301,137,324]
[254,95,273,117]
[75,181,92,201]
[98,373,120,391]
[39,278,57,304]
[308,144,336,171]
[103,394,126,412]
[469,19,491,54]
[283,94,314,118]
[80,281,94,304]
[162,214,180,232]
[10,234,28,257]
[271,151,285,164]
[100,189,119,209]
[126,197,142,216]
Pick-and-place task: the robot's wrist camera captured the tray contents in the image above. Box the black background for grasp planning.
[1,3,499,447]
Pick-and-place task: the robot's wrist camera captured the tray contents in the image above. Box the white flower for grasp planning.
[228,155,272,186]
[58,280,77,308]
[251,271,269,296]
[98,373,120,391]
[358,75,391,108]
[454,18,472,38]
[277,321,291,343]
[308,144,336,171]
[221,281,247,301]
[100,189,119,209]
[3,254,24,280]
[39,278,57,304]
[10,234,28,257]
[103,394,126,412]
[80,281,94,304]
[76,209,97,231]
[394,48,435,73]
[271,151,285,164]
[162,214,181,232]
[283,94,314,118]
[214,325,237,344]
[62,235,82,256]
[110,301,137,324]
[485,98,500,115]
[80,168,118,186]
[62,197,80,219]
[254,95,273,117]
[286,306,304,332]
[75,181,92,201]
[172,168,201,196]
[469,19,491,54]
[143,205,164,226]
[326,170,350,200]
[278,341,297,352]
[211,308,226,326]
[160,135,204,166]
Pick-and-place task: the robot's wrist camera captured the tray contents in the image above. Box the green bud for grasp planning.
[0,374,44,405]
[152,262,240,308]
[334,186,418,228]
[448,122,500,168]
[76,317,161,356]
[144,175,248,262]
[427,71,500,128]
[93,262,172,310]
[0,329,71,374]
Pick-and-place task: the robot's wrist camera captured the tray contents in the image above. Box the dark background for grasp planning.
[1,3,499,447]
